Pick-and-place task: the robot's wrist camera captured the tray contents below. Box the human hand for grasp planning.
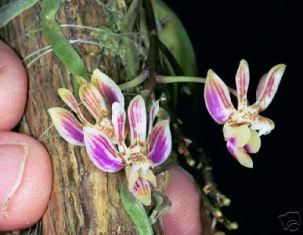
[0,41,202,234]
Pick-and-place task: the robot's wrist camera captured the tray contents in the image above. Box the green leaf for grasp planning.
[40,0,89,92]
[120,181,154,235]
[0,0,39,28]
[153,0,198,76]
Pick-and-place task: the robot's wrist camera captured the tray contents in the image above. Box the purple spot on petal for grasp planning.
[102,86,119,105]
[226,138,238,159]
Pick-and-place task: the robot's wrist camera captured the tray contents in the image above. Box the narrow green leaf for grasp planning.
[40,0,89,92]
[120,181,154,235]
[0,0,39,28]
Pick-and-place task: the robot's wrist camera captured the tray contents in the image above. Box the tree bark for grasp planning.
[0,1,167,234]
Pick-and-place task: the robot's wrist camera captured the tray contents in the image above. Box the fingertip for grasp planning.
[162,166,202,235]
[0,42,27,131]
[0,132,52,231]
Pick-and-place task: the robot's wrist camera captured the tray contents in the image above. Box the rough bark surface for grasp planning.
[0,1,166,234]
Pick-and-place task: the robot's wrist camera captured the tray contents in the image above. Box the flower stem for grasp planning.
[157,75,237,96]
[143,0,160,96]
[156,75,206,84]
[119,73,147,90]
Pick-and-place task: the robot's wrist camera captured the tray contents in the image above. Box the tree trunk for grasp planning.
[0,1,166,234]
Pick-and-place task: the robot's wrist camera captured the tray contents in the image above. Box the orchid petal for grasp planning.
[240,113,275,136]
[204,70,235,124]
[79,83,108,122]
[132,178,152,206]
[83,127,123,172]
[58,88,79,113]
[223,124,251,147]
[148,100,159,135]
[58,88,88,124]
[128,95,147,144]
[226,139,253,168]
[236,60,250,110]
[256,74,266,100]
[91,69,125,107]
[48,107,84,146]
[148,120,172,166]
[250,64,286,113]
[112,102,126,144]
[245,130,261,153]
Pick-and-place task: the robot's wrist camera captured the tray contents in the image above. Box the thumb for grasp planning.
[0,132,52,231]
[162,166,202,235]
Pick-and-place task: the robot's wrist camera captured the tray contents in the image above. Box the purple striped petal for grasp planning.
[226,138,253,168]
[58,88,88,124]
[250,64,286,113]
[204,70,235,124]
[148,100,159,135]
[236,60,250,110]
[128,95,147,144]
[48,107,84,146]
[83,127,123,172]
[79,83,109,122]
[112,102,126,144]
[148,120,172,166]
[91,69,125,107]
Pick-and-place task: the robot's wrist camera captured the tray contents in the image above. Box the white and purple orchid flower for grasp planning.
[84,96,171,206]
[204,60,286,168]
[48,69,172,205]
[48,69,125,145]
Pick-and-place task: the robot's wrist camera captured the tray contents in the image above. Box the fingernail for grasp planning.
[0,145,27,212]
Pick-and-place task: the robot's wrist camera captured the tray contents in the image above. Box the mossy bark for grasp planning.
[0,1,166,234]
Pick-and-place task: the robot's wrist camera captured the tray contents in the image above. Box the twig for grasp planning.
[201,192,238,231]
[198,148,231,207]
[142,0,160,95]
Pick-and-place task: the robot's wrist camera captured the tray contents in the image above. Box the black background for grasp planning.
[164,0,302,234]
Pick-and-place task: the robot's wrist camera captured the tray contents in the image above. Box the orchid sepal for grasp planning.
[204,69,235,124]
[48,107,84,146]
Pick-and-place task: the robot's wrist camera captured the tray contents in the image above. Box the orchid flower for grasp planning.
[204,59,286,168]
[48,69,124,146]
[48,70,172,205]
[84,96,172,205]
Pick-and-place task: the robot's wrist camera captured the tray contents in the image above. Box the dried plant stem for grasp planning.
[142,0,160,95]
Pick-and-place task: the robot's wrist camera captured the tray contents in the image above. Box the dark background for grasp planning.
[164,0,302,234]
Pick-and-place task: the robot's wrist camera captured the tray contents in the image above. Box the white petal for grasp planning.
[128,95,147,144]
[236,60,250,110]
[250,64,286,113]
